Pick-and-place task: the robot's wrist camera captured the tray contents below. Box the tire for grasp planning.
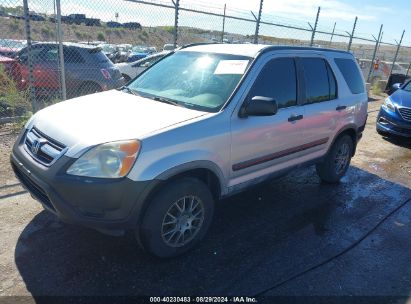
[139,178,214,258]
[78,82,102,97]
[122,74,131,83]
[316,135,354,184]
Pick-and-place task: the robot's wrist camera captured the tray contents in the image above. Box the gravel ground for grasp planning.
[0,96,410,299]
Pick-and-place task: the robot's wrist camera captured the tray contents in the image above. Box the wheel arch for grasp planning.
[154,161,225,200]
[330,124,358,156]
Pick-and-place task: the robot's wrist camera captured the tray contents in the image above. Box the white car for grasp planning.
[115,51,170,82]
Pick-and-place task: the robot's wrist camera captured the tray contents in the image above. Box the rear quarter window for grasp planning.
[334,58,365,94]
[89,49,112,65]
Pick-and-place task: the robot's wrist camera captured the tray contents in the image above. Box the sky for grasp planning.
[4,0,410,45]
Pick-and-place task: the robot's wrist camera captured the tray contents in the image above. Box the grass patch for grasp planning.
[97,32,106,41]
[0,66,31,128]
[370,82,384,96]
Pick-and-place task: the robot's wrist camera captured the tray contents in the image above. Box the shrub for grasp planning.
[0,65,30,121]
[41,25,52,38]
[74,30,84,40]
[9,19,21,32]
[97,32,106,41]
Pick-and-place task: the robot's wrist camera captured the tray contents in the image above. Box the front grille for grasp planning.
[12,162,55,211]
[399,107,411,122]
[24,127,67,166]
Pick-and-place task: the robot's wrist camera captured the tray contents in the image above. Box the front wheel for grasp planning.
[316,135,354,184]
[139,178,214,258]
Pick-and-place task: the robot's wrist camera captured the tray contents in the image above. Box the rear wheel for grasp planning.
[316,135,354,184]
[139,178,214,258]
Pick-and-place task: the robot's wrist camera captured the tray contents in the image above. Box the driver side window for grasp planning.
[248,57,297,109]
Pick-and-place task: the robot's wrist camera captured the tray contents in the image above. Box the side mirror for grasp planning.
[240,96,278,118]
[388,83,402,95]
[392,83,402,91]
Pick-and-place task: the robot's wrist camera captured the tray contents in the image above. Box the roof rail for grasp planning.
[259,45,351,55]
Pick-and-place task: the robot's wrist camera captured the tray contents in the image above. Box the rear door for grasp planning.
[297,56,339,159]
[229,56,305,187]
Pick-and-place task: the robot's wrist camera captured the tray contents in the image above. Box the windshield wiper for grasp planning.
[119,86,140,96]
[152,96,183,107]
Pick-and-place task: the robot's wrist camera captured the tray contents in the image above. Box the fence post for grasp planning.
[406,63,411,77]
[172,0,180,48]
[389,30,405,77]
[56,0,67,100]
[347,16,357,52]
[309,7,320,47]
[367,24,383,83]
[252,0,263,44]
[221,3,226,43]
[329,22,336,46]
[23,0,37,112]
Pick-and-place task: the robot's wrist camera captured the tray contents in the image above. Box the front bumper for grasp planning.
[376,106,411,138]
[10,130,159,234]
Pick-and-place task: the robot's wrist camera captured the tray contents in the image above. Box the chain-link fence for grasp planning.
[0,0,410,122]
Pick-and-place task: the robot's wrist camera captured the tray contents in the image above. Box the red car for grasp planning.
[14,42,125,97]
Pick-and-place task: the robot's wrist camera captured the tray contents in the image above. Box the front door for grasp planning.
[229,56,305,189]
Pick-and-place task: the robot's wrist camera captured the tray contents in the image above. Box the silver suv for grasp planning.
[11,44,368,257]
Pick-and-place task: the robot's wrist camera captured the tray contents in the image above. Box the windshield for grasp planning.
[403,81,411,92]
[128,51,251,112]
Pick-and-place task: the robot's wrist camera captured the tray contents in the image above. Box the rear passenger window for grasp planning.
[334,58,365,94]
[64,48,85,64]
[248,58,297,109]
[301,58,336,104]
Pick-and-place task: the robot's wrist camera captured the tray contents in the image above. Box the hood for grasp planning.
[391,89,411,107]
[29,90,208,157]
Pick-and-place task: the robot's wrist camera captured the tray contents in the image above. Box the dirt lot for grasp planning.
[0,96,410,300]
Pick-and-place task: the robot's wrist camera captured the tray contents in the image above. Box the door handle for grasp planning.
[288,114,304,122]
[336,105,347,111]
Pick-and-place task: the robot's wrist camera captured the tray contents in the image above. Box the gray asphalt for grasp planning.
[10,167,411,298]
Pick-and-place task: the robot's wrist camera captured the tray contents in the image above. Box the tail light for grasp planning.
[100,68,111,80]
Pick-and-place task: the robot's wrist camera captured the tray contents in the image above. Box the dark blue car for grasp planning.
[377,81,411,138]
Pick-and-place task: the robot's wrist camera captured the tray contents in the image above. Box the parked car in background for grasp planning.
[106,21,122,28]
[0,46,20,58]
[15,42,124,97]
[163,43,176,51]
[11,44,367,257]
[112,45,131,63]
[116,51,170,81]
[377,80,411,138]
[127,46,148,62]
[0,39,26,57]
[64,14,86,25]
[146,46,157,54]
[85,18,101,26]
[122,22,142,30]
[98,44,117,62]
[358,58,407,83]
[28,12,45,21]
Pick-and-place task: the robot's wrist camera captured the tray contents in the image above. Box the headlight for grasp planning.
[383,97,395,111]
[67,140,141,178]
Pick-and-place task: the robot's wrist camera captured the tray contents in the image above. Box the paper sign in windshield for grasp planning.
[214,60,249,74]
